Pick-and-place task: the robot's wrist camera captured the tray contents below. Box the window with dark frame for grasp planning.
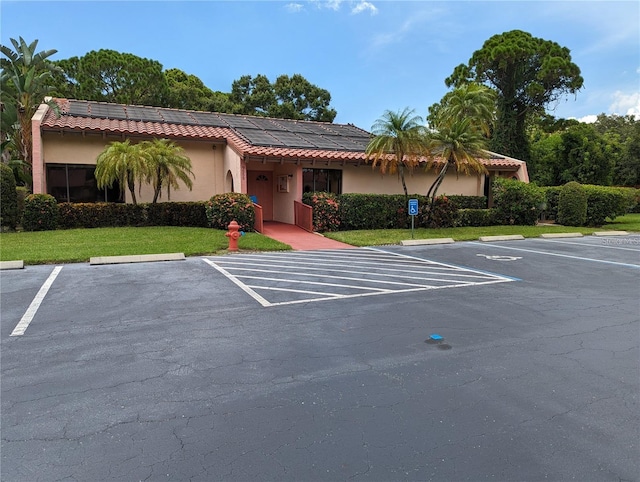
[302,168,342,194]
[46,164,122,203]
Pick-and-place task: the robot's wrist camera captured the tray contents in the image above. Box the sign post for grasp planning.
[408,199,418,239]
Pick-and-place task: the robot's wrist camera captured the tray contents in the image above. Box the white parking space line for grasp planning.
[538,238,640,252]
[10,266,63,336]
[204,248,515,307]
[468,242,640,269]
[202,258,271,307]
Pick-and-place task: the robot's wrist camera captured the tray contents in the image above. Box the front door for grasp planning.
[247,171,273,220]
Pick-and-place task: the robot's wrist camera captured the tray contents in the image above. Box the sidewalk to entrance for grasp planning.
[261,222,354,250]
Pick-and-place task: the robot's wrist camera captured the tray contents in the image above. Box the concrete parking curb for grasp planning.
[592,231,629,236]
[0,260,24,270]
[400,238,455,246]
[478,235,525,242]
[89,253,186,265]
[540,233,584,238]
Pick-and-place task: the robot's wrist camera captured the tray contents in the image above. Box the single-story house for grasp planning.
[32,98,528,226]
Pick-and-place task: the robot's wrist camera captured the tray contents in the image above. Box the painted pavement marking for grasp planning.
[10,266,63,337]
[467,242,640,269]
[204,248,516,307]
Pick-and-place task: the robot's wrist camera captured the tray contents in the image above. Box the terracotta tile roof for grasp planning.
[40,99,525,169]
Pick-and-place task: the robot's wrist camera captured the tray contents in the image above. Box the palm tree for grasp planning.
[142,139,194,203]
[0,37,61,185]
[433,83,496,137]
[365,108,426,199]
[95,140,148,204]
[425,117,489,208]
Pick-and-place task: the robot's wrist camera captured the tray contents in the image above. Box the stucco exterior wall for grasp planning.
[342,165,484,197]
[41,133,223,202]
[223,145,242,193]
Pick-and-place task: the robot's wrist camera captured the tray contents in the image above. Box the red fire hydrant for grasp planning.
[225,220,242,252]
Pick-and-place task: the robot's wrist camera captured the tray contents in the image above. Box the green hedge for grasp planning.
[1,163,18,229]
[582,185,629,226]
[337,193,406,230]
[447,195,487,209]
[23,194,59,231]
[147,202,208,227]
[542,186,562,220]
[492,178,545,226]
[206,193,255,232]
[305,193,460,232]
[557,181,587,226]
[456,208,500,227]
[303,191,342,232]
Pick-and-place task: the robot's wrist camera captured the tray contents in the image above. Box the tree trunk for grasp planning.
[425,162,450,224]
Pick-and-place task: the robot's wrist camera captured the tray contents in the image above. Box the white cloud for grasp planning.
[371,8,442,48]
[577,115,598,124]
[285,3,304,13]
[309,0,377,15]
[609,91,640,119]
[352,1,377,15]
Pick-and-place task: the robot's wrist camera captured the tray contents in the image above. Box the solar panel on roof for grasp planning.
[89,104,127,120]
[190,112,229,127]
[332,136,369,151]
[225,116,260,129]
[248,117,289,131]
[159,110,197,124]
[283,122,315,134]
[68,101,90,116]
[270,131,316,148]
[126,106,163,122]
[235,128,287,146]
[303,134,344,150]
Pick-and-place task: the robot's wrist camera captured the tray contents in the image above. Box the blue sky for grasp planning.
[2,0,638,130]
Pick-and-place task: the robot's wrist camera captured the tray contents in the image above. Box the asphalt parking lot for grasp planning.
[1,235,639,481]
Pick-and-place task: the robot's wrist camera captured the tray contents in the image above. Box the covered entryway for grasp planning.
[247,171,273,221]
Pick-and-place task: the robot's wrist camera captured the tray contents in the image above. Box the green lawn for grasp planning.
[0,226,290,265]
[1,214,638,265]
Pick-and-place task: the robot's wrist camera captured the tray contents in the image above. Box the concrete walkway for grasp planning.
[261,222,354,250]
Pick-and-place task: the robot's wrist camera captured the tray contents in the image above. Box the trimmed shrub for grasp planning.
[338,193,406,230]
[456,208,500,227]
[582,185,628,226]
[206,193,255,232]
[146,202,208,227]
[417,195,458,228]
[16,187,28,226]
[302,191,341,232]
[1,163,18,229]
[492,178,545,225]
[58,203,147,229]
[542,186,562,220]
[23,194,59,231]
[557,181,587,226]
[447,195,487,210]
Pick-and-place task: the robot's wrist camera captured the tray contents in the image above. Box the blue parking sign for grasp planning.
[408,198,419,216]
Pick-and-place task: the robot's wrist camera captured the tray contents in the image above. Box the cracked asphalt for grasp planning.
[1,236,639,481]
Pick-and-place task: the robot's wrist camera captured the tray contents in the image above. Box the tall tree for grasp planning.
[229,73,337,122]
[164,68,217,111]
[229,74,276,116]
[51,49,168,106]
[141,139,194,203]
[424,117,488,208]
[0,37,60,185]
[428,82,496,137]
[557,123,612,185]
[271,74,337,122]
[95,140,148,204]
[446,30,583,162]
[365,108,425,199]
